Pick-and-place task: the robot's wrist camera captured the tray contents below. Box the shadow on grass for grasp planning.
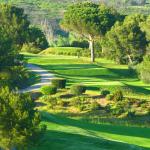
[42,112,150,140]
[38,64,137,82]
[124,84,150,95]
[39,112,150,150]
[30,130,149,150]
[28,63,150,96]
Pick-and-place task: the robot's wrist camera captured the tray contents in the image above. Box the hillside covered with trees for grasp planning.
[0,0,150,28]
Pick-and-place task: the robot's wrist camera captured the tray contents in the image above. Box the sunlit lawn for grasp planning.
[25,53,150,99]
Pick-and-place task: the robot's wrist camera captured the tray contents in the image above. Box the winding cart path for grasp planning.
[20,64,54,93]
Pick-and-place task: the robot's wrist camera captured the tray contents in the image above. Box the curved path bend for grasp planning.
[20,64,54,93]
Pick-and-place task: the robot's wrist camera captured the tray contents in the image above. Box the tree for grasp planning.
[27,26,49,50]
[137,54,150,83]
[0,4,30,67]
[141,16,150,54]
[61,2,119,62]
[0,87,46,150]
[102,14,147,64]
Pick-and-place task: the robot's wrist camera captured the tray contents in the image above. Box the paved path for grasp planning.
[20,64,54,93]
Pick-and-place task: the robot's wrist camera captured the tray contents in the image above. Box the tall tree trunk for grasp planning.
[89,35,95,62]
[127,54,133,64]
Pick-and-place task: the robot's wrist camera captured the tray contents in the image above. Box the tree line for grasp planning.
[60,2,150,83]
[0,4,48,150]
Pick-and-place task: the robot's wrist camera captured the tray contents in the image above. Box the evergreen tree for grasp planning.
[0,87,46,150]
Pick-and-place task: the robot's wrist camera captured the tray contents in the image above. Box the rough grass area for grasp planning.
[25,54,150,99]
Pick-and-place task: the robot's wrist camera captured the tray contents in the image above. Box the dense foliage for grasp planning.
[137,54,150,83]
[102,14,147,64]
[0,87,46,150]
[0,4,30,67]
[0,4,48,88]
[27,27,49,50]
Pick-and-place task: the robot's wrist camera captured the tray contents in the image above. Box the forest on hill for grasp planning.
[0,0,149,25]
[0,0,150,44]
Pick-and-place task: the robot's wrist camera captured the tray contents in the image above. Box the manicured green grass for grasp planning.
[25,53,150,99]
[30,113,150,150]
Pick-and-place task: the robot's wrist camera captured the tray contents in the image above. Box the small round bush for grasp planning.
[100,89,110,97]
[40,85,57,95]
[51,78,66,89]
[70,85,86,95]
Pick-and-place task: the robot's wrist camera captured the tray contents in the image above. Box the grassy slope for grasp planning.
[24,53,150,149]
[25,54,150,98]
[30,113,150,150]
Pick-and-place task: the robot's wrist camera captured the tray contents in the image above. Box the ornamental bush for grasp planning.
[40,85,57,95]
[51,78,67,89]
[70,85,86,95]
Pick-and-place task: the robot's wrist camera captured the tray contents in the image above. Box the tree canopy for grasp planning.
[61,2,119,62]
[0,4,30,68]
[102,14,147,64]
[137,54,150,83]
[0,87,46,150]
[27,26,49,50]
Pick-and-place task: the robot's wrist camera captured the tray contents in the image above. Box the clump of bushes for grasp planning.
[100,89,110,97]
[70,85,86,95]
[40,85,57,95]
[51,78,66,89]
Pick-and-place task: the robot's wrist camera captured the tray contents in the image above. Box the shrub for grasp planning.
[51,78,66,89]
[40,85,57,95]
[100,89,110,97]
[70,85,86,95]
[112,90,123,101]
